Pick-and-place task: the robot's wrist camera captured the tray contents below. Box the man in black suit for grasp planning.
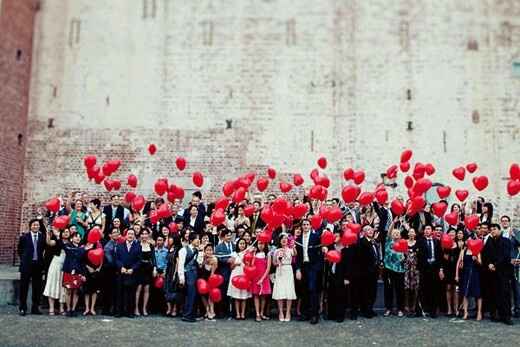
[358,225,381,318]
[482,223,514,325]
[183,191,206,234]
[103,194,127,239]
[416,224,444,318]
[214,228,234,318]
[295,218,324,324]
[343,235,361,320]
[326,232,347,322]
[17,219,46,316]
[249,201,265,232]
[115,228,142,318]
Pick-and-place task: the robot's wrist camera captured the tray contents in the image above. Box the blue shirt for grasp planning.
[155,246,168,271]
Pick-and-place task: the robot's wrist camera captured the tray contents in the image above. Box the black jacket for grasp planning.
[18,232,45,273]
[416,238,443,272]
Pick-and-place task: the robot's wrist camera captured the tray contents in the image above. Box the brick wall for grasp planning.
[6,0,520,262]
[0,0,37,263]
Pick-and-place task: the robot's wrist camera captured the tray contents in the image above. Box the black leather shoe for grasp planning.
[430,313,437,319]
[336,318,344,323]
[502,319,514,326]
[19,309,26,316]
[31,309,42,315]
[126,314,135,318]
[310,316,319,324]
[181,317,196,323]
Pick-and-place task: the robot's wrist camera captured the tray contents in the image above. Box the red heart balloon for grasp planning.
[507,179,520,196]
[353,171,365,185]
[341,185,361,203]
[197,279,210,294]
[452,167,466,181]
[94,171,106,184]
[358,192,374,206]
[411,195,426,211]
[391,199,405,216]
[320,230,335,246]
[208,274,224,289]
[83,155,97,169]
[472,176,488,191]
[52,215,70,230]
[413,163,426,180]
[444,211,459,226]
[466,162,478,173]
[510,163,520,180]
[148,144,157,155]
[87,248,104,266]
[157,204,172,219]
[317,156,327,169]
[392,239,408,253]
[436,186,451,199]
[127,174,138,188]
[467,239,484,255]
[45,198,60,213]
[310,168,320,180]
[343,168,354,181]
[316,175,330,188]
[243,205,255,217]
[326,207,343,223]
[267,167,276,179]
[404,176,414,189]
[279,182,293,193]
[271,197,289,215]
[154,179,168,196]
[103,179,114,191]
[292,204,309,219]
[441,234,454,250]
[310,214,323,230]
[192,171,204,187]
[124,192,136,204]
[455,189,469,202]
[425,163,436,176]
[386,165,398,179]
[293,174,304,186]
[209,288,222,302]
[347,223,362,234]
[111,179,121,191]
[431,202,448,218]
[257,231,272,244]
[175,157,187,171]
[375,189,388,204]
[341,231,358,246]
[400,161,410,172]
[222,181,235,196]
[170,185,184,200]
[149,210,159,225]
[400,149,413,163]
[87,227,102,243]
[243,265,258,280]
[131,195,145,212]
[256,177,269,192]
[464,215,479,231]
[154,276,165,289]
[414,178,432,195]
[325,250,341,263]
[210,209,226,226]
[232,187,246,204]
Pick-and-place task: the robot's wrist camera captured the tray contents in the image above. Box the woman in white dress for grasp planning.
[272,233,297,322]
[43,227,70,315]
[227,238,252,319]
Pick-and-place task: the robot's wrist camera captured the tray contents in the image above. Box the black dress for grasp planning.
[136,246,156,286]
[442,245,460,285]
[83,251,102,294]
[164,247,180,303]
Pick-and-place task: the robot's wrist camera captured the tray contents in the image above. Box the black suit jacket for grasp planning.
[295,231,323,271]
[416,238,442,272]
[359,237,380,274]
[115,241,142,272]
[342,244,361,280]
[103,205,126,236]
[183,204,206,234]
[482,236,513,276]
[17,232,45,273]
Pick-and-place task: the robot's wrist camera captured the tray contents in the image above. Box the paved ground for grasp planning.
[0,306,518,347]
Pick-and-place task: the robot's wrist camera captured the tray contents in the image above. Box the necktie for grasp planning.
[32,234,38,261]
[428,239,433,262]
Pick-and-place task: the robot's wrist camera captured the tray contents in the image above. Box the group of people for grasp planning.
[17,190,520,326]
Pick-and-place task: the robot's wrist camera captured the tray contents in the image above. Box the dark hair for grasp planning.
[204,244,213,252]
[169,234,182,249]
[29,218,40,227]
[155,197,165,205]
[188,233,199,242]
[482,202,493,221]
[255,240,268,255]
[489,223,500,230]
[220,228,231,237]
[424,224,433,230]
[235,238,247,252]
[450,203,461,212]
[90,198,101,209]
[500,215,511,222]
[192,191,202,199]
[110,194,120,200]
[111,228,120,234]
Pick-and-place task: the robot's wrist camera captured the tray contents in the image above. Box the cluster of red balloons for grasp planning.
[508,163,520,197]
[196,274,224,302]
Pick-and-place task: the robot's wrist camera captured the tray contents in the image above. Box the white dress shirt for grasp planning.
[302,231,310,262]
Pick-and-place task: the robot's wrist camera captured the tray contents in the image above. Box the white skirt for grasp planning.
[272,264,296,300]
[43,251,66,302]
[227,265,252,300]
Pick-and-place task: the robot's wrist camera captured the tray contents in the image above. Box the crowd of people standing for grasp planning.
[17,190,520,326]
